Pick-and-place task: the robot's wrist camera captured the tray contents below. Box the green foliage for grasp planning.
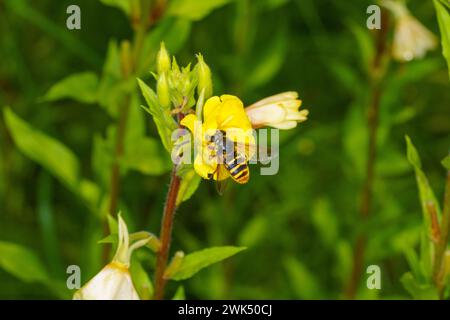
[42,72,99,104]
[1,0,449,300]
[284,257,321,299]
[0,241,49,283]
[168,246,246,280]
[167,0,233,21]
[4,108,80,191]
[176,168,202,205]
[442,155,450,169]
[172,286,186,300]
[434,0,450,77]
[130,259,154,300]
[401,272,439,300]
[121,137,171,175]
[138,79,177,151]
[405,135,441,232]
[99,0,131,15]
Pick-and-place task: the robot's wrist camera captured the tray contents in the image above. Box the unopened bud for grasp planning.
[157,42,171,74]
[157,72,171,108]
[195,53,213,99]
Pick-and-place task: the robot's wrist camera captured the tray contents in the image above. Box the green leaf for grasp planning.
[347,21,374,73]
[4,108,100,208]
[172,286,186,300]
[130,259,153,300]
[238,216,268,247]
[122,137,171,175]
[406,135,422,169]
[168,246,246,281]
[401,272,439,300]
[97,41,133,118]
[0,241,49,283]
[100,0,130,15]
[42,72,98,104]
[246,29,287,90]
[167,0,232,21]
[98,234,118,244]
[311,198,338,246]
[107,214,118,234]
[137,78,177,152]
[434,0,450,78]
[442,155,450,170]
[405,136,442,231]
[283,257,321,299]
[343,103,368,180]
[4,108,80,190]
[176,168,202,205]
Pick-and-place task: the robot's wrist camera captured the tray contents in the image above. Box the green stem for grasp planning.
[153,167,181,300]
[103,4,151,263]
[344,11,390,299]
[434,171,450,298]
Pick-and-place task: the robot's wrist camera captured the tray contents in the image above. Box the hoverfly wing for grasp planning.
[214,164,230,196]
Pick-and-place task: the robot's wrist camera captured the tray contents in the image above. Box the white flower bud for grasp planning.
[245,92,308,129]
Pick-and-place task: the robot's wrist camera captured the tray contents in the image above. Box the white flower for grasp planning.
[245,92,308,130]
[381,0,437,62]
[73,215,149,300]
[73,262,139,300]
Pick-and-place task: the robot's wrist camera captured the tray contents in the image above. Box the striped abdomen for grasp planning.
[224,153,249,184]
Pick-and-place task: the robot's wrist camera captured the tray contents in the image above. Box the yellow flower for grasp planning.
[381,0,437,62]
[181,95,255,180]
[245,92,308,129]
[74,215,148,300]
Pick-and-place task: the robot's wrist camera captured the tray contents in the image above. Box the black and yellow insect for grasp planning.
[207,130,250,194]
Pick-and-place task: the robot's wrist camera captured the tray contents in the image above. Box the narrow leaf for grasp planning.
[4,108,80,190]
[137,79,177,152]
[0,241,49,283]
[176,168,202,205]
[167,0,232,21]
[434,0,450,78]
[169,246,246,281]
[442,155,450,170]
[42,72,98,104]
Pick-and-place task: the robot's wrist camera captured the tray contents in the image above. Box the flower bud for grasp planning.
[156,42,171,74]
[74,215,149,300]
[195,53,213,99]
[157,72,171,108]
[245,92,308,129]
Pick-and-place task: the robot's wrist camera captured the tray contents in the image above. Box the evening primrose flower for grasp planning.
[181,95,255,180]
[380,0,437,62]
[245,92,308,129]
[73,216,148,300]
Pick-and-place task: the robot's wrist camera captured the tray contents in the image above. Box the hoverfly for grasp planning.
[206,130,251,195]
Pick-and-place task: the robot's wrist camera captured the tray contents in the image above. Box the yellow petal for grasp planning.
[203,96,221,123]
[217,98,252,131]
[194,153,217,179]
[180,114,198,133]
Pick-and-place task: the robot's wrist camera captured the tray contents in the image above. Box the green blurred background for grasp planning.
[0,0,449,299]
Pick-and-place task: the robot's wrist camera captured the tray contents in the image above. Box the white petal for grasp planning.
[245,104,286,126]
[285,109,308,120]
[247,92,298,109]
[270,121,298,130]
[74,263,139,300]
